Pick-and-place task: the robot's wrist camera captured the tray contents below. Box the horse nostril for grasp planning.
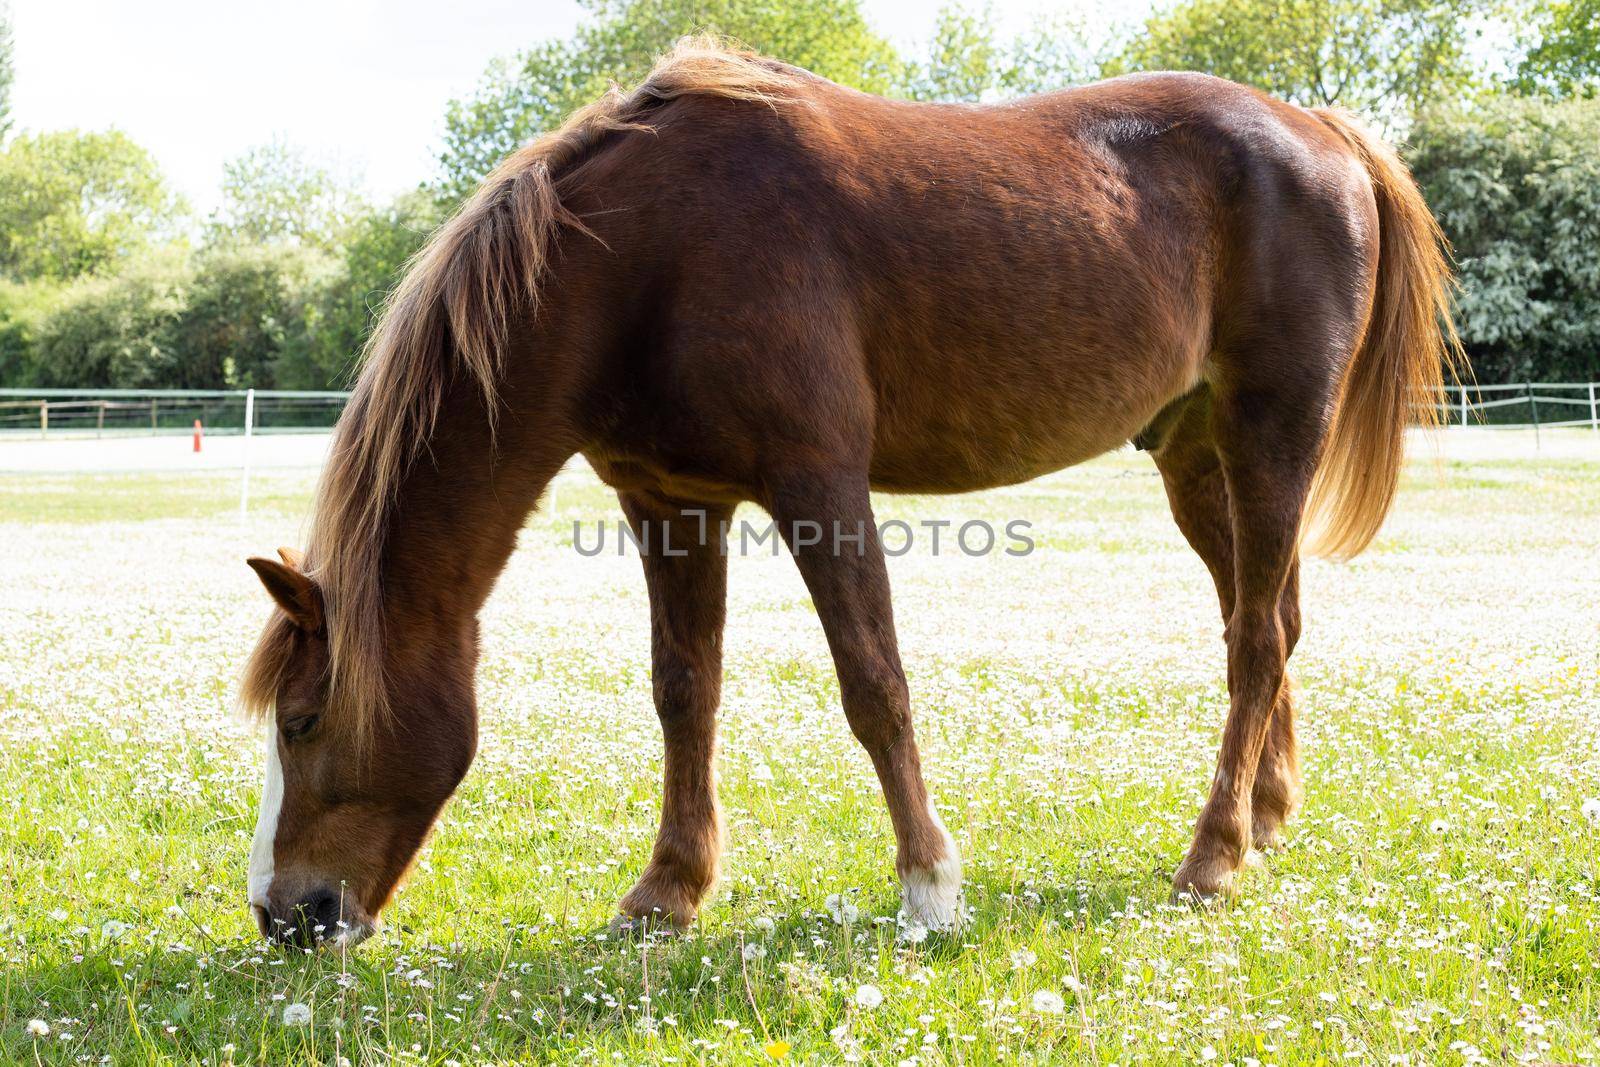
[277,888,347,945]
[261,887,361,948]
[307,889,346,935]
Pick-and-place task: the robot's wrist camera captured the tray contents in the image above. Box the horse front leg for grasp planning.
[615,493,733,931]
[765,469,964,932]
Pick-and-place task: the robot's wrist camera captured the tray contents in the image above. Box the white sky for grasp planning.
[9,0,1131,214]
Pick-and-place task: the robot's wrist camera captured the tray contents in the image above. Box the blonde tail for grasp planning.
[1302,109,1466,559]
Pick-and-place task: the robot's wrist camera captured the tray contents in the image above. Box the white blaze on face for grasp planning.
[248,729,283,909]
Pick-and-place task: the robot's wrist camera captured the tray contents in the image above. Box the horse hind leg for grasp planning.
[1157,358,1333,901]
[1153,400,1304,857]
[1254,573,1303,850]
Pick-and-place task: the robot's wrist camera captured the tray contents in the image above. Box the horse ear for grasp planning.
[276,546,304,569]
[247,556,324,633]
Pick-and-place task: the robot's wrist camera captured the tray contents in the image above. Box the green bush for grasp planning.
[1409,94,1600,382]
[174,244,333,388]
[291,191,439,390]
[0,193,441,391]
[22,245,342,390]
[29,252,191,388]
[0,279,67,386]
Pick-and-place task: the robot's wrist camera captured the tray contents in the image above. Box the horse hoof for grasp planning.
[1251,828,1283,852]
[617,866,706,935]
[898,802,965,932]
[608,910,689,939]
[1251,817,1291,851]
[897,899,966,937]
[1170,854,1241,906]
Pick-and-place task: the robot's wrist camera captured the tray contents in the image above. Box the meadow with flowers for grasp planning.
[2,430,1598,1064]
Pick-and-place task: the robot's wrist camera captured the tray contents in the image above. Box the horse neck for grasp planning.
[375,324,584,680]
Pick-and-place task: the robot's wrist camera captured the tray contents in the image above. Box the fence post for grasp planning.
[151,398,158,434]
[1589,381,1598,433]
[1460,385,1468,427]
[39,399,47,436]
[240,388,255,520]
[97,401,106,438]
[1526,380,1540,450]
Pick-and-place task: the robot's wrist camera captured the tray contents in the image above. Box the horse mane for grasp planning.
[240,38,806,737]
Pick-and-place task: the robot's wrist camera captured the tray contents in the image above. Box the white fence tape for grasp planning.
[1,383,1594,517]
[1431,382,1600,431]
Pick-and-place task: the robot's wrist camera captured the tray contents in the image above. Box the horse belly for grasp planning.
[851,194,1213,493]
[865,307,1206,494]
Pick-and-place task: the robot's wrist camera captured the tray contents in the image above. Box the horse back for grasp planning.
[565,70,1372,497]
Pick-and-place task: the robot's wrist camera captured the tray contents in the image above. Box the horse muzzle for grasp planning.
[254,887,375,949]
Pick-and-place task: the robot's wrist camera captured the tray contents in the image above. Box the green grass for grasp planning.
[0,471,316,524]
[2,435,1598,1064]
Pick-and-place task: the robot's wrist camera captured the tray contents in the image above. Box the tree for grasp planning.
[291,190,440,389]
[1003,12,1107,97]
[438,0,901,199]
[0,2,14,141]
[901,6,1104,102]
[1114,0,1483,130]
[1408,94,1600,382]
[208,140,360,252]
[0,130,185,282]
[1516,0,1600,97]
[903,6,1002,102]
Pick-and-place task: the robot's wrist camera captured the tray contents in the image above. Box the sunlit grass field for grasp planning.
[2,433,1598,1065]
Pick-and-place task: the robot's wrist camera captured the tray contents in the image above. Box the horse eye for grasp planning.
[281,713,320,741]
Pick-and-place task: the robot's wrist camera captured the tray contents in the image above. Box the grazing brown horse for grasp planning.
[241,39,1457,945]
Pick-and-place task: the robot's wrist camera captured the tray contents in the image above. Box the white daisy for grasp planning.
[854,984,884,1010]
[824,894,859,925]
[1031,990,1065,1015]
